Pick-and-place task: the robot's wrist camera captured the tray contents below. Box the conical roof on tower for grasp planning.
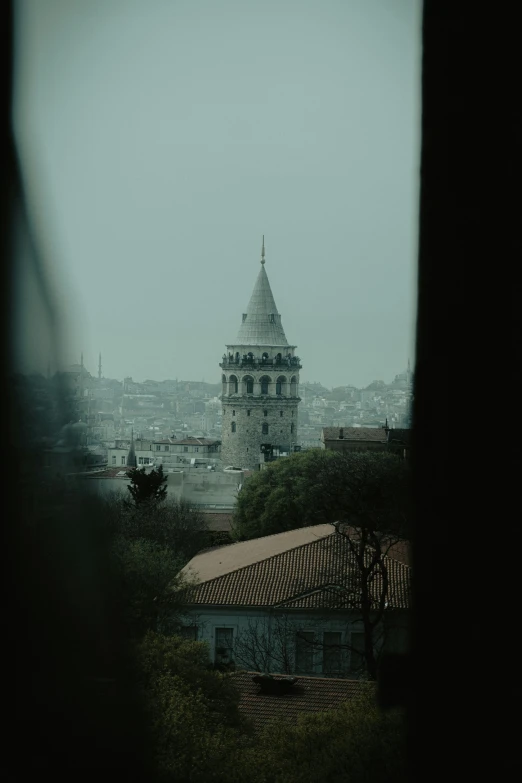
[235,237,289,346]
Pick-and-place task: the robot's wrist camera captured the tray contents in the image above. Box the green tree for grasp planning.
[136,632,251,782]
[111,496,209,563]
[111,535,187,638]
[232,450,411,541]
[126,464,168,507]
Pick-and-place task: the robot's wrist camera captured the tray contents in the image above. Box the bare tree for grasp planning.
[233,615,298,674]
[232,527,410,680]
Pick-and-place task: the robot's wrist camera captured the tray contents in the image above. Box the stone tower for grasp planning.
[220,238,302,470]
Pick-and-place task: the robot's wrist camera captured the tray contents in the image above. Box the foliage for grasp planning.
[241,686,407,783]
[232,449,411,541]
[111,535,186,639]
[135,633,250,782]
[126,464,168,507]
[110,495,209,563]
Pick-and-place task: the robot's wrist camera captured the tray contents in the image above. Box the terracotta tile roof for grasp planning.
[182,525,411,610]
[322,427,388,442]
[232,671,370,731]
[335,523,411,565]
[181,525,333,583]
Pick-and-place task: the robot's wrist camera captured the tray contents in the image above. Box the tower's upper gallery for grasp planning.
[235,238,289,347]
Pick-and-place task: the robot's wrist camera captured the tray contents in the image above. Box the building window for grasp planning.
[231,422,236,433]
[156,444,161,451]
[164,445,169,451]
[247,410,251,416]
[292,409,294,416]
[195,447,199,452]
[121,456,126,465]
[291,423,295,434]
[261,378,269,394]
[246,379,253,394]
[139,457,143,465]
[264,410,268,417]
[184,446,188,452]
[112,455,116,465]
[350,632,365,674]
[323,632,343,675]
[215,627,234,664]
[295,631,315,673]
[276,381,282,395]
[233,410,235,416]
[280,410,283,417]
[270,314,275,323]
[262,423,269,435]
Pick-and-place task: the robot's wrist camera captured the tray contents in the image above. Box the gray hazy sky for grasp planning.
[14,0,421,389]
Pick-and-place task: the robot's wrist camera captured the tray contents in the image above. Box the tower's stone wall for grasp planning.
[220,350,301,470]
[221,392,300,470]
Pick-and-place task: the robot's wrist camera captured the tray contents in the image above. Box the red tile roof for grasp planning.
[322,427,388,442]
[182,526,411,610]
[232,671,370,731]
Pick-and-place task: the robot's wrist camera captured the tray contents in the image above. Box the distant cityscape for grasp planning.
[38,252,413,512]
[59,354,413,458]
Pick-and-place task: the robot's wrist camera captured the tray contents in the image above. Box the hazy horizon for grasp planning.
[14,0,421,389]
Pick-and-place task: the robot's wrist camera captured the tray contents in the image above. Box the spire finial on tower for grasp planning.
[261,235,265,264]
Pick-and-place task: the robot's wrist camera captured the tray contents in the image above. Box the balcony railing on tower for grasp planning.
[220,353,301,370]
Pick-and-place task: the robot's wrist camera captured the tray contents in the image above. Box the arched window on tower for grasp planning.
[290,376,298,396]
[243,375,254,394]
[262,352,269,363]
[231,421,236,433]
[260,375,270,395]
[276,375,287,395]
[291,423,295,434]
[229,375,238,395]
[221,374,226,395]
[262,423,269,435]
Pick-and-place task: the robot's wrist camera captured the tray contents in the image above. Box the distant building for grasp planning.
[321,427,388,453]
[107,439,154,467]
